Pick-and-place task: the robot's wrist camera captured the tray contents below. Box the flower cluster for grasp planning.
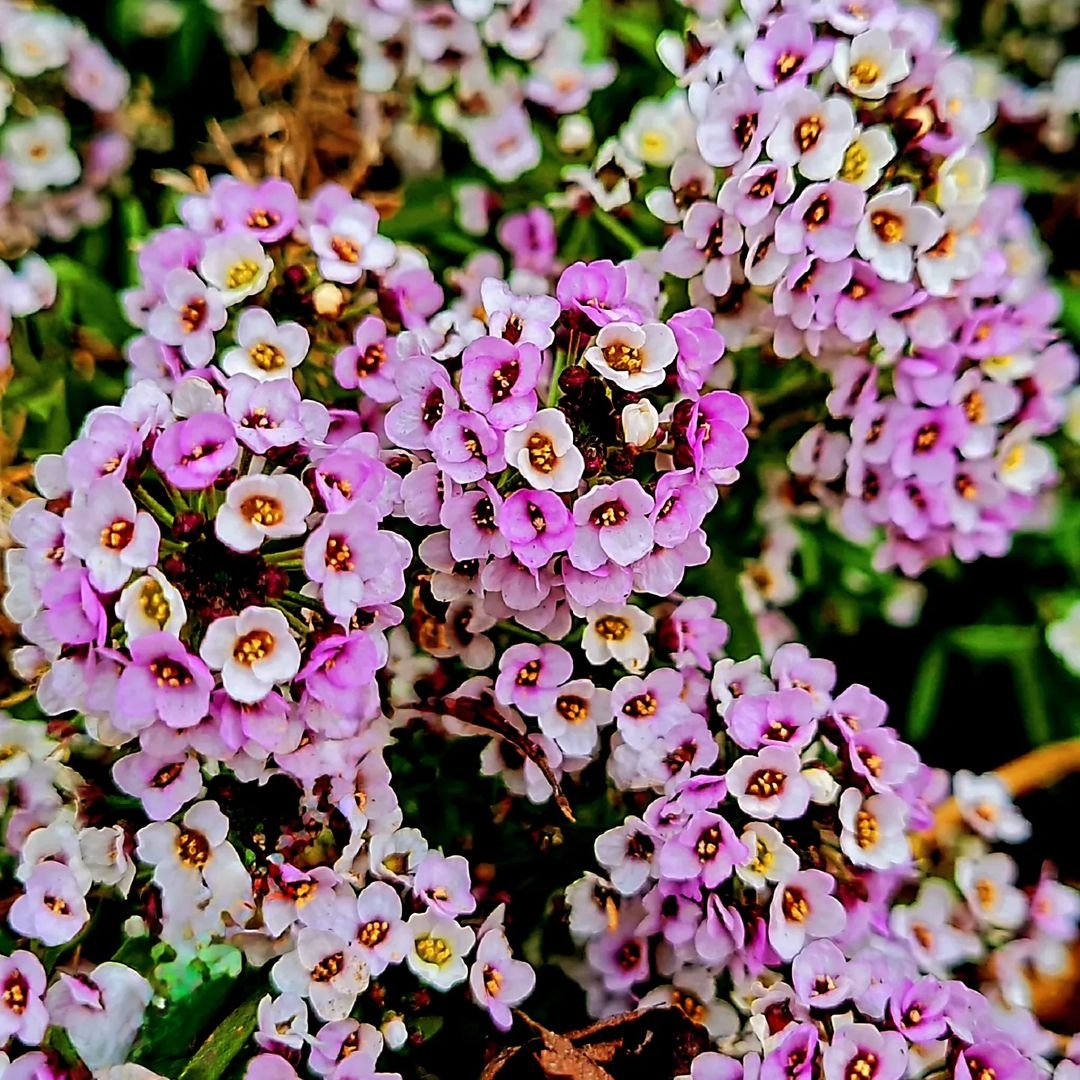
[204,0,613,182]
[560,641,1079,1073]
[0,1,131,250]
[635,0,1080,575]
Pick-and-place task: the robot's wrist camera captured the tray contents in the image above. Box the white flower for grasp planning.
[537,678,612,758]
[765,89,856,181]
[406,911,475,990]
[1,10,72,77]
[582,604,655,671]
[935,151,990,217]
[954,770,1031,843]
[80,825,137,895]
[3,113,81,193]
[271,928,370,1021]
[563,137,643,212]
[558,114,595,155]
[369,827,429,884]
[215,473,313,553]
[1048,601,1080,676]
[956,853,1028,930]
[856,185,943,283]
[735,822,799,890]
[269,0,335,37]
[996,428,1054,495]
[221,308,310,381]
[838,788,911,870]
[116,568,188,641]
[585,321,678,392]
[916,212,981,297]
[619,91,692,168]
[838,126,896,190]
[136,801,251,910]
[198,232,274,305]
[505,408,585,492]
[199,605,301,704]
[832,28,911,99]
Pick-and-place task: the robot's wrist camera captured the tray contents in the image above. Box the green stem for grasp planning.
[593,208,643,254]
[271,602,309,635]
[547,350,569,408]
[263,549,306,565]
[135,486,175,527]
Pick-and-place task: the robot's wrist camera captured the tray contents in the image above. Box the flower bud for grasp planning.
[621,400,660,447]
[313,282,345,318]
[558,114,594,155]
[804,765,840,806]
[382,1013,409,1050]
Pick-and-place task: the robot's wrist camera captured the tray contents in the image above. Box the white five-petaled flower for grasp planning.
[3,113,81,193]
[215,473,314,553]
[856,185,944,283]
[406,911,475,991]
[585,321,678,392]
[199,605,301,703]
[271,927,370,1021]
[221,307,310,381]
[832,28,911,99]
[198,232,274,305]
[504,408,585,492]
[582,603,655,672]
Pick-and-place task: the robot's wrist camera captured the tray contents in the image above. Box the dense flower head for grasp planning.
[202,0,614,182]
[628,0,1080,576]
[0,2,131,248]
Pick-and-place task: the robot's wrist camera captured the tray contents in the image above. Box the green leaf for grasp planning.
[1059,280,1080,342]
[994,154,1073,194]
[906,637,950,740]
[1011,649,1053,746]
[178,991,261,1080]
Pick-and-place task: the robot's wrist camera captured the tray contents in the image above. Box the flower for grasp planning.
[0,951,48,1046]
[504,409,585,492]
[215,474,313,553]
[585,321,678,391]
[272,928,371,1021]
[469,926,536,1031]
[406,911,475,990]
[222,308,310,381]
[199,606,302,704]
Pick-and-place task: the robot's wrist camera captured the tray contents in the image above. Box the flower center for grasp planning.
[227,260,261,290]
[359,919,389,947]
[841,143,870,183]
[359,343,386,375]
[855,808,879,848]
[331,236,360,263]
[748,170,777,199]
[325,535,355,572]
[176,828,210,868]
[783,887,809,922]
[233,629,275,665]
[149,658,193,688]
[43,894,70,915]
[2,974,28,1014]
[622,692,657,718]
[871,211,904,244]
[490,360,520,403]
[516,659,542,686]
[595,615,630,641]
[241,495,284,527]
[526,432,558,473]
[975,878,996,909]
[775,51,802,80]
[695,825,724,861]
[556,695,589,724]
[616,941,641,970]
[151,761,184,788]
[915,423,939,452]
[591,500,629,528]
[749,837,773,875]
[415,936,453,966]
[796,116,822,153]
[250,342,286,371]
[733,113,758,151]
[963,391,986,424]
[181,298,207,333]
[603,342,644,374]
[100,518,134,550]
[805,194,831,230]
[140,580,171,627]
[849,59,882,86]
[746,768,785,798]
[247,209,279,230]
[848,1052,879,1080]
[311,952,345,981]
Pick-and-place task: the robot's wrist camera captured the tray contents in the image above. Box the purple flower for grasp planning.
[296,631,385,711]
[695,71,773,173]
[498,208,557,276]
[888,976,950,1041]
[955,1043,1041,1080]
[822,1024,907,1080]
[112,749,202,820]
[498,489,574,569]
[570,479,655,570]
[584,924,650,992]
[768,868,847,959]
[0,951,48,1046]
[226,376,318,454]
[537,678,612,758]
[775,181,865,261]
[847,727,920,792]
[745,13,833,90]
[147,269,227,367]
[556,260,640,326]
[481,279,561,348]
[385,358,460,451]
[152,412,239,490]
[64,478,160,592]
[792,939,867,1009]
[430,408,505,483]
[495,643,573,715]
[470,927,536,1031]
[726,688,817,750]
[688,391,751,477]
[333,316,400,403]
[761,1023,818,1080]
[115,632,214,731]
[217,178,300,242]
[459,336,541,430]
[718,164,797,229]
[726,745,812,819]
[9,860,89,945]
[657,810,747,890]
